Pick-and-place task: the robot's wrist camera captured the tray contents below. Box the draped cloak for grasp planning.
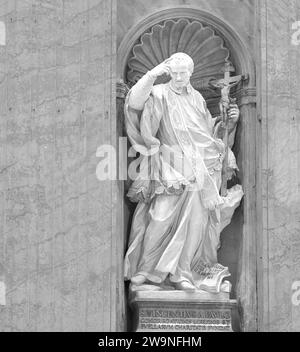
[124,81,243,286]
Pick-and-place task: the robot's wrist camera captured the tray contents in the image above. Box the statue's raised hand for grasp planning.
[149,59,172,79]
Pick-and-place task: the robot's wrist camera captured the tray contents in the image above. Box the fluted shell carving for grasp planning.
[127,19,230,89]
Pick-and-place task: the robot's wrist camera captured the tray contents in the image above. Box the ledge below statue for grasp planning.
[129,285,237,332]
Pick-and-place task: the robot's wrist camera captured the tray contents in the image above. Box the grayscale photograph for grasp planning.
[0,0,299,336]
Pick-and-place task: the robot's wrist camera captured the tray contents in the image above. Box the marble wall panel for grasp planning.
[258,0,300,332]
[0,0,124,332]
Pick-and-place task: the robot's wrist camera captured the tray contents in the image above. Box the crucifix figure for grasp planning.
[210,61,242,196]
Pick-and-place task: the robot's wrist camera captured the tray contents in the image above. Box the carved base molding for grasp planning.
[130,288,236,332]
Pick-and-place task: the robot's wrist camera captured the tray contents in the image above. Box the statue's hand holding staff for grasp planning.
[228,103,239,123]
[227,103,240,131]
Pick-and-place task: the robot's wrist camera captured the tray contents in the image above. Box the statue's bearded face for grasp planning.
[169,61,192,89]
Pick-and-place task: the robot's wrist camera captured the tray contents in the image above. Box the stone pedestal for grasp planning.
[130,288,236,332]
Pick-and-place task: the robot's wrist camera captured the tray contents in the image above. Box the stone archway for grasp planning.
[117,7,257,332]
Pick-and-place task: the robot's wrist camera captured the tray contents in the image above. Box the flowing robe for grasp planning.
[124,73,243,286]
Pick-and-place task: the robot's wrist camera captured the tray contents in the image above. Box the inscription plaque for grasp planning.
[130,289,236,332]
[139,308,231,331]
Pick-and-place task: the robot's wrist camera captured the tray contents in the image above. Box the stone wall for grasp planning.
[0,0,299,333]
[0,0,124,331]
[257,0,300,332]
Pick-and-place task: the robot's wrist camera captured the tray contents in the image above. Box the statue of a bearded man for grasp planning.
[124,52,243,291]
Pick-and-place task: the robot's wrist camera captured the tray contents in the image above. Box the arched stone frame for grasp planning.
[117,7,258,332]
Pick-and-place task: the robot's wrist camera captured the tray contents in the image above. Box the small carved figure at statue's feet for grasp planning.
[131,274,147,285]
[175,280,196,291]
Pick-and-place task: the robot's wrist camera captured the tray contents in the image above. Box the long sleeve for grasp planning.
[140,93,163,150]
[128,71,156,110]
[125,85,163,203]
[203,100,220,135]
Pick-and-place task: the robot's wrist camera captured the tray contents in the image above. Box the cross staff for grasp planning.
[210,61,242,197]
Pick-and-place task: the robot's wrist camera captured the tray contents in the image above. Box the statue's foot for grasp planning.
[175,281,196,292]
[131,274,147,285]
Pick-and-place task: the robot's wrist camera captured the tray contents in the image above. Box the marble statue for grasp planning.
[124,52,243,291]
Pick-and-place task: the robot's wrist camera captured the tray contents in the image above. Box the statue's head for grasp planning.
[168,52,194,89]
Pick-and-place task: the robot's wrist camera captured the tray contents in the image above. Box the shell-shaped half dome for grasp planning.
[127,19,230,88]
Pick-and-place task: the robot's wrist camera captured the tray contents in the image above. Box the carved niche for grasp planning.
[125,18,235,116]
[119,12,257,331]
